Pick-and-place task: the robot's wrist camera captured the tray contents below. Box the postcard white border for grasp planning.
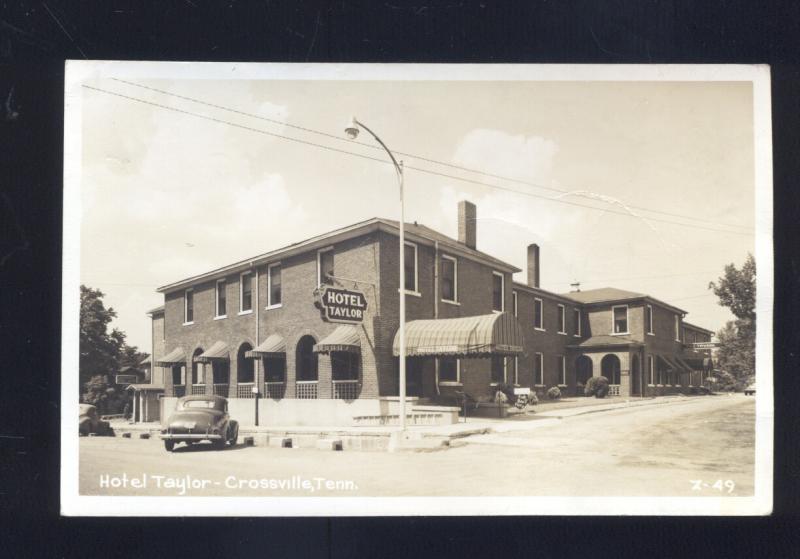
[61,62,773,517]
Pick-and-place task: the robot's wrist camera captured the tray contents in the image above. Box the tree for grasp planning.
[79,285,142,409]
[708,255,756,389]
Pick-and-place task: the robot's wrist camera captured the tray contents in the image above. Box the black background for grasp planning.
[1,1,798,557]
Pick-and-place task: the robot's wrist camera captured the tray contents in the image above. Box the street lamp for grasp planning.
[344,116,407,432]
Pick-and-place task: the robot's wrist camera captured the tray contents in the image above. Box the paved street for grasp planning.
[79,395,754,497]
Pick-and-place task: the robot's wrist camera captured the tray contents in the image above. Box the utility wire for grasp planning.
[111,77,754,233]
[83,84,754,237]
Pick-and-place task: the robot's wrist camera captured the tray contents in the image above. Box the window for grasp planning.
[557,304,566,334]
[239,272,252,313]
[215,279,227,318]
[646,304,654,335]
[317,248,334,286]
[491,272,504,312]
[558,355,566,385]
[534,353,544,385]
[573,308,581,337]
[441,254,457,302]
[331,352,360,381]
[439,357,460,383]
[513,357,519,385]
[534,298,544,330]
[404,242,418,292]
[512,291,518,316]
[648,355,655,385]
[612,305,628,334]
[184,289,194,324]
[491,356,506,383]
[267,263,282,307]
[675,315,681,341]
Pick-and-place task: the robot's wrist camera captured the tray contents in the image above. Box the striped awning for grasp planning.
[393,312,524,357]
[678,356,705,371]
[194,341,229,363]
[246,334,286,358]
[656,354,676,371]
[154,347,185,367]
[314,325,361,354]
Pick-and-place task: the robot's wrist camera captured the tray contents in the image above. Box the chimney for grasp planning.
[458,200,477,249]
[527,244,540,288]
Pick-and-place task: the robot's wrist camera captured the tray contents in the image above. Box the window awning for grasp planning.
[246,334,286,358]
[392,312,524,358]
[678,356,705,371]
[194,341,229,363]
[659,355,688,372]
[155,347,185,367]
[314,325,361,354]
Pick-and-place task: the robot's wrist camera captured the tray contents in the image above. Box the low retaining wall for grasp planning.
[159,397,459,427]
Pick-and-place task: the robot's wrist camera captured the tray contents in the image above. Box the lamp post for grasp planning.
[344,117,407,432]
[251,385,259,426]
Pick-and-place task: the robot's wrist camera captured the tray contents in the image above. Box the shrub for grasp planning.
[494,382,516,404]
[584,376,610,398]
[546,386,562,400]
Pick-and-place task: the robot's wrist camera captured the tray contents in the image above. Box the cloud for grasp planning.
[452,128,559,184]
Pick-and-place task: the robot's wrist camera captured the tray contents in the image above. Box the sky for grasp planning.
[79,70,756,352]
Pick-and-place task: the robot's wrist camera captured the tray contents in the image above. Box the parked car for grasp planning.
[744,384,756,396]
[160,395,239,452]
[79,404,111,436]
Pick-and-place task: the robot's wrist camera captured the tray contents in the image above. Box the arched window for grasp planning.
[191,348,204,384]
[296,335,318,381]
[237,343,254,384]
[601,354,621,385]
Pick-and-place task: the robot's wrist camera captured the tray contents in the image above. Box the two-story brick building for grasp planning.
[141,200,714,426]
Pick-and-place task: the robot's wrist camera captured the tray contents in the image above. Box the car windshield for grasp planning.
[182,400,217,409]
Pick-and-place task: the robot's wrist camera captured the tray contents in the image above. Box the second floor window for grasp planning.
[184,289,193,323]
[404,242,418,292]
[318,249,334,286]
[441,255,457,302]
[513,291,518,316]
[574,308,581,336]
[558,355,566,385]
[215,280,227,317]
[240,272,252,312]
[492,272,504,312]
[557,304,566,333]
[645,304,654,334]
[534,298,543,329]
[613,305,628,334]
[675,315,681,341]
[268,264,282,307]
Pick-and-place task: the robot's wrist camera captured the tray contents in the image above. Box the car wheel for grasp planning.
[164,440,175,452]
[212,438,226,450]
[229,424,239,447]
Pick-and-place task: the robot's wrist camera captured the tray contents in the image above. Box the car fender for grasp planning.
[228,420,239,441]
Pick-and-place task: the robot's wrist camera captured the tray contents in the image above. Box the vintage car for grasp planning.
[744,383,756,396]
[79,403,111,436]
[160,395,238,451]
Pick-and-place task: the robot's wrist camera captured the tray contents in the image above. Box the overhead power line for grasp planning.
[110,77,754,233]
[83,84,754,238]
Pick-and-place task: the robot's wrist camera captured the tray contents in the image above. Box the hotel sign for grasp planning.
[690,342,719,350]
[314,285,368,324]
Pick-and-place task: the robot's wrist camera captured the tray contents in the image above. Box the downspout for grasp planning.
[434,241,440,396]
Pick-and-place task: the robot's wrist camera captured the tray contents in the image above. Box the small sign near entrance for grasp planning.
[314,285,368,324]
[690,342,719,350]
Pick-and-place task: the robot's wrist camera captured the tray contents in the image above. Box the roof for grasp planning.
[560,287,648,304]
[393,312,524,357]
[511,282,581,305]
[682,321,715,335]
[314,325,361,354]
[147,305,165,315]
[567,335,643,349]
[126,384,165,392]
[560,287,687,315]
[157,217,519,293]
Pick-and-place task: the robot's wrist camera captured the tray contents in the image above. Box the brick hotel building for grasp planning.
[130,201,714,426]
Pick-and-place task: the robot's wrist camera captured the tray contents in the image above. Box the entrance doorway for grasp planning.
[576,355,593,386]
[601,354,621,385]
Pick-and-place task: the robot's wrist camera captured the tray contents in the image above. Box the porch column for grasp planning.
[163,366,174,397]
[132,392,138,423]
[619,352,631,397]
[318,354,332,398]
[204,363,213,395]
